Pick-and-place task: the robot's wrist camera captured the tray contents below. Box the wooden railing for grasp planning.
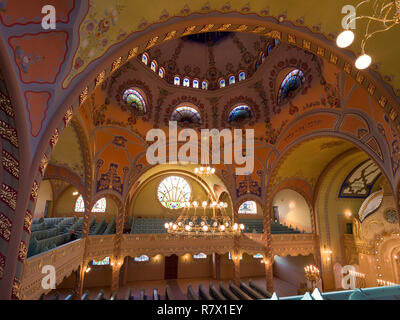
[21,233,317,299]
[20,239,85,300]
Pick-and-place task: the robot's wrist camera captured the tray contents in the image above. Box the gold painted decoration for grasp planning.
[379,96,388,108]
[1,184,17,210]
[63,107,73,125]
[2,150,19,179]
[200,24,214,33]
[12,277,21,300]
[0,94,13,117]
[317,47,325,56]
[218,24,231,31]
[31,181,39,201]
[23,210,32,234]
[329,53,338,65]
[182,25,196,36]
[39,154,48,176]
[251,26,265,33]
[49,128,59,148]
[145,37,159,50]
[389,108,398,121]
[288,34,296,44]
[235,24,248,32]
[127,47,138,59]
[302,39,311,50]
[164,31,177,42]
[95,70,106,87]
[0,213,12,241]
[111,56,123,72]
[18,241,27,263]
[356,72,365,84]
[0,120,18,147]
[344,63,352,74]
[79,87,89,105]
[368,84,376,96]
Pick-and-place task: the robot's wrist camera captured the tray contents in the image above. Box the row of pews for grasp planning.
[42,280,271,300]
[187,280,272,300]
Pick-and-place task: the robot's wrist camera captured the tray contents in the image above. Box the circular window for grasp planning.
[157,176,191,210]
[122,88,146,114]
[277,69,305,104]
[170,105,202,126]
[228,105,252,124]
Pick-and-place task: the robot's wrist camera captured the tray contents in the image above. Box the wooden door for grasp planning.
[164,254,178,279]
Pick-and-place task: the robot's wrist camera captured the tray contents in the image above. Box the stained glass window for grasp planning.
[92,257,110,265]
[183,77,190,87]
[158,67,165,78]
[134,255,149,262]
[238,72,246,81]
[75,195,106,213]
[228,105,252,124]
[267,45,272,55]
[174,76,180,85]
[277,69,305,104]
[171,106,202,126]
[194,253,207,259]
[219,79,226,88]
[253,253,263,259]
[157,176,191,210]
[151,60,157,72]
[229,75,235,85]
[142,53,149,65]
[238,200,257,214]
[122,88,147,114]
[193,79,199,88]
[261,53,265,63]
[202,81,208,90]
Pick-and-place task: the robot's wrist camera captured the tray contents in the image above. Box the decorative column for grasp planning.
[111,263,122,293]
[111,197,125,293]
[233,236,241,285]
[263,204,274,293]
[73,264,86,299]
[212,252,221,280]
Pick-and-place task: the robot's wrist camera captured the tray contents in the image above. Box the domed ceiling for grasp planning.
[142,32,275,90]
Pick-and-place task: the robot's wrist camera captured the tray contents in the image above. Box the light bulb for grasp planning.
[233,224,238,231]
[202,201,208,208]
[220,225,226,231]
[202,225,209,232]
[240,224,245,230]
[336,30,354,48]
[172,224,177,230]
[72,191,79,196]
[211,168,216,173]
[355,54,371,70]
[194,168,199,174]
[185,225,191,231]
[164,223,169,229]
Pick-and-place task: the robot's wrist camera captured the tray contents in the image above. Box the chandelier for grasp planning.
[194,166,216,175]
[164,200,245,236]
[336,0,400,69]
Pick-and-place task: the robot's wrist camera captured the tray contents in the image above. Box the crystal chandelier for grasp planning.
[194,166,216,175]
[336,0,400,69]
[164,200,245,236]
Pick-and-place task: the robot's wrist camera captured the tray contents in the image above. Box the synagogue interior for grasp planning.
[0,0,399,301]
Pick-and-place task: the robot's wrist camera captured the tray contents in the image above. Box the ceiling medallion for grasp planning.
[384,208,399,224]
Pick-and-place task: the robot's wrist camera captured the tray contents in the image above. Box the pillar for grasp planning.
[233,236,241,285]
[263,205,274,293]
[73,264,86,299]
[111,264,122,293]
[212,253,221,280]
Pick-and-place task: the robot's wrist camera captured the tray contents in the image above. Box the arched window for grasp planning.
[134,255,149,262]
[142,53,149,65]
[157,176,191,210]
[174,76,180,85]
[122,88,147,114]
[229,75,235,85]
[193,79,199,88]
[261,53,265,63]
[183,77,190,87]
[228,105,252,124]
[158,67,165,78]
[219,78,226,88]
[171,105,202,126]
[238,200,257,214]
[75,195,107,213]
[202,80,208,90]
[277,69,305,104]
[193,253,207,259]
[151,60,157,72]
[92,257,110,265]
[274,39,279,46]
[238,72,246,81]
[267,45,272,55]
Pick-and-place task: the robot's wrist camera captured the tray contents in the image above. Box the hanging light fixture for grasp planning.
[336,0,400,69]
[165,198,244,237]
